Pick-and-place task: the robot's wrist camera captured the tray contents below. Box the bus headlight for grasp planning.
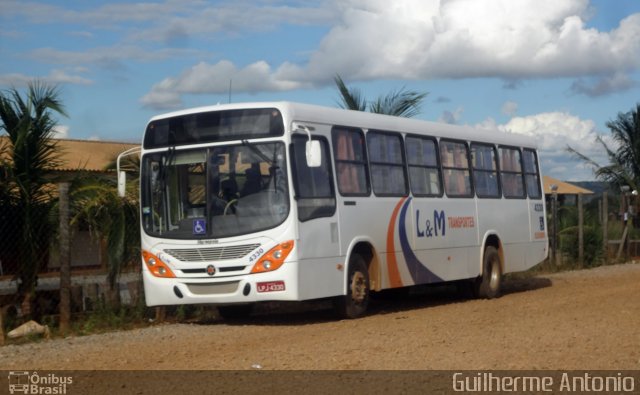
[251,241,294,274]
[142,250,176,278]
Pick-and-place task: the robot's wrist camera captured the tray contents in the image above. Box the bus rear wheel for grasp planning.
[334,254,370,319]
[474,246,502,299]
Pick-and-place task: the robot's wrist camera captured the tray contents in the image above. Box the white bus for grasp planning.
[134,102,547,319]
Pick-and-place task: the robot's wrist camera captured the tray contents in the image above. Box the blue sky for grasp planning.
[1,0,640,181]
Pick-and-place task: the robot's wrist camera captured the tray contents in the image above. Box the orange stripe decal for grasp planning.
[386,197,407,288]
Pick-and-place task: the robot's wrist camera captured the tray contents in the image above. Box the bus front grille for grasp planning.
[186,281,240,295]
[164,243,260,262]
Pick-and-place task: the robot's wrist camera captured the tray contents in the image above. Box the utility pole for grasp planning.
[551,184,559,266]
[578,192,584,266]
[58,182,71,334]
[603,191,608,263]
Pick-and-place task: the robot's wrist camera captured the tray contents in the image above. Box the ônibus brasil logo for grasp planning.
[8,371,73,394]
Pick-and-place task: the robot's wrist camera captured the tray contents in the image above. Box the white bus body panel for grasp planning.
[142,222,305,306]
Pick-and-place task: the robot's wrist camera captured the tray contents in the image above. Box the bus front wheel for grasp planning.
[334,254,370,319]
[474,246,502,299]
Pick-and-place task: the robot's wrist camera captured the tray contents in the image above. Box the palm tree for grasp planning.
[568,103,640,190]
[334,75,427,117]
[0,82,66,317]
[70,154,140,307]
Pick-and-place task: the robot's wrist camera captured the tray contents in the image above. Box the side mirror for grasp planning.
[305,140,322,168]
[116,146,141,198]
[117,171,126,197]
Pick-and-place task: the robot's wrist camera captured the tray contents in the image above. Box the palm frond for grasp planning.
[334,75,367,111]
[69,162,140,290]
[568,103,640,190]
[0,81,66,298]
[566,145,601,170]
[334,75,427,118]
[369,87,427,117]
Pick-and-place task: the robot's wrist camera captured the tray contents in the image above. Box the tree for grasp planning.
[70,154,140,308]
[0,82,66,318]
[334,75,427,117]
[568,103,640,191]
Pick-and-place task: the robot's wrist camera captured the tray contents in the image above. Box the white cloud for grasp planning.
[29,46,202,70]
[438,107,464,124]
[140,60,309,109]
[52,125,69,139]
[129,2,337,43]
[501,101,518,117]
[4,0,336,42]
[0,69,92,87]
[141,0,640,105]
[48,69,93,85]
[139,88,183,110]
[500,112,597,153]
[570,72,638,97]
[487,111,613,181]
[283,0,640,82]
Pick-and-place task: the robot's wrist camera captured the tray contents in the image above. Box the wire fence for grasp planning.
[0,180,142,321]
[548,191,640,268]
[1,181,637,324]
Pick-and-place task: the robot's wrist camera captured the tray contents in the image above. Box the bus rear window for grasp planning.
[523,149,542,199]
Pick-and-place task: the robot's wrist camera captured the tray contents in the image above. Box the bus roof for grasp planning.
[148,101,538,149]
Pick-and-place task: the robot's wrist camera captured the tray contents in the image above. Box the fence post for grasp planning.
[602,191,608,263]
[551,187,559,265]
[58,182,71,334]
[578,193,584,266]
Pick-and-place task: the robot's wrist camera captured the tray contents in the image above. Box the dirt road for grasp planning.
[1,263,640,371]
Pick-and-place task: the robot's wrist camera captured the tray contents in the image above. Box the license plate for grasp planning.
[256,281,285,293]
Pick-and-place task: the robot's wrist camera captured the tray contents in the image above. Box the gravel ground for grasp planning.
[1,262,640,371]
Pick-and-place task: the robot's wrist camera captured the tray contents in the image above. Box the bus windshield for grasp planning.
[141,142,289,239]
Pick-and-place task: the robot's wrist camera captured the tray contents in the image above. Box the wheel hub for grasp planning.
[489,259,500,291]
[350,271,367,304]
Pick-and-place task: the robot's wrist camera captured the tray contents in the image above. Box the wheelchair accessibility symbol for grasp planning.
[193,219,206,235]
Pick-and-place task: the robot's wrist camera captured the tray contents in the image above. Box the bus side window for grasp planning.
[406,135,442,196]
[331,127,370,196]
[499,146,526,198]
[440,140,473,197]
[291,135,336,221]
[367,131,408,196]
[471,143,500,198]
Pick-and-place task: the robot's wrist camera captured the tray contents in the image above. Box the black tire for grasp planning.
[217,304,253,320]
[334,254,370,319]
[474,246,502,299]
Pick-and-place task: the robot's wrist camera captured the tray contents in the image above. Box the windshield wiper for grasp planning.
[240,140,284,194]
[241,139,274,166]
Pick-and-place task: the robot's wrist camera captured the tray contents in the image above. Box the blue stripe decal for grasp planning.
[398,197,443,284]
